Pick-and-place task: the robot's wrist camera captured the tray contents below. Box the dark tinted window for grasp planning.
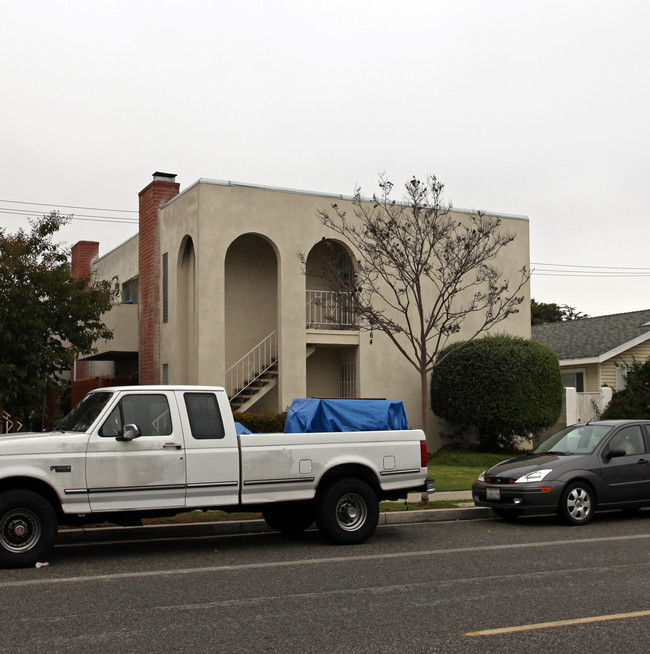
[184,393,225,440]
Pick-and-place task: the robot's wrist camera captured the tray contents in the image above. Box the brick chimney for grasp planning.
[70,241,100,380]
[71,241,99,280]
[138,172,180,385]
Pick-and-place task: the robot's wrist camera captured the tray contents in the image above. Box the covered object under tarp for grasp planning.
[284,398,409,433]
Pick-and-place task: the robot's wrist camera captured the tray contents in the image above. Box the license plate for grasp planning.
[486,487,501,501]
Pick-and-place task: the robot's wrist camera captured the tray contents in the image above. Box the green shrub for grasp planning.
[233,410,288,433]
[601,359,650,419]
[430,335,563,449]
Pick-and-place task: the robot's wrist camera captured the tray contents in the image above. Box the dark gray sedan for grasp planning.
[472,420,650,524]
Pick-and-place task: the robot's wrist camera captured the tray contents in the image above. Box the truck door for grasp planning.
[179,390,241,508]
[85,391,186,511]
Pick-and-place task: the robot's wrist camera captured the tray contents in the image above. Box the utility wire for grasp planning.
[531,261,650,271]
[0,198,137,213]
[531,261,650,277]
[0,208,138,224]
[2,200,648,277]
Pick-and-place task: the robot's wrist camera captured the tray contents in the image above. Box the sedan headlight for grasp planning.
[478,470,486,482]
[515,469,553,483]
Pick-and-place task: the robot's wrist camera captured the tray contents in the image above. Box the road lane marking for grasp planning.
[2,532,649,588]
[465,609,650,636]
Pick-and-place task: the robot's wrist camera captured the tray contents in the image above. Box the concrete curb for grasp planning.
[56,506,492,546]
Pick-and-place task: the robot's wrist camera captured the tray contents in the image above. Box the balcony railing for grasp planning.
[306,290,356,330]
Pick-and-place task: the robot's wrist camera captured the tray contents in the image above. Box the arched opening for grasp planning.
[224,234,279,412]
[305,240,356,329]
[177,236,196,384]
[304,240,358,399]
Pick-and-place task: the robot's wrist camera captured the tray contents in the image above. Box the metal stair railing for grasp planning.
[226,331,278,401]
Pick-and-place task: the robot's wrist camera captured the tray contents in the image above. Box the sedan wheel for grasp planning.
[559,482,594,525]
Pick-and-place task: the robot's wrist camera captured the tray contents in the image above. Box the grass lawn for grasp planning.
[428,449,511,492]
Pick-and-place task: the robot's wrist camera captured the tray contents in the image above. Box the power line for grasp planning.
[2,200,648,278]
[533,271,650,278]
[0,198,137,213]
[531,261,650,272]
[531,261,650,278]
[0,208,138,224]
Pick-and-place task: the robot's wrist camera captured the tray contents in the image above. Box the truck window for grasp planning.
[99,394,172,437]
[184,392,225,440]
[58,391,113,432]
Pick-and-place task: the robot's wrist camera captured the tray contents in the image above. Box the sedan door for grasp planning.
[600,425,650,504]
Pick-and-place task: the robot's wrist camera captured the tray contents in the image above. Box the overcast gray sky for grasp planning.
[2,0,648,317]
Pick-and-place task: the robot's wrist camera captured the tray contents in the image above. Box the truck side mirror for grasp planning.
[116,424,141,442]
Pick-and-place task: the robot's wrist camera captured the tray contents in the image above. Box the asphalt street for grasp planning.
[1,509,648,653]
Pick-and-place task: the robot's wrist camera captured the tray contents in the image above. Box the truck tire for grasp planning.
[0,490,58,568]
[262,502,314,534]
[315,477,379,545]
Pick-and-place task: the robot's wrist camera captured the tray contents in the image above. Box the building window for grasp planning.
[162,364,169,385]
[562,371,584,393]
[162,252,169,323]
[121,276,139,304]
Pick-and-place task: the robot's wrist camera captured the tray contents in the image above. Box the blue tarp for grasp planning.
[235,422,252,435]
[284,398,409,433]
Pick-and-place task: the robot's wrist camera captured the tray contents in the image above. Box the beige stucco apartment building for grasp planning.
[75,173,531,448]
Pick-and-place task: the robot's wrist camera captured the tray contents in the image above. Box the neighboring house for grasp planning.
[72,172,531,448]
[532,309,650,423]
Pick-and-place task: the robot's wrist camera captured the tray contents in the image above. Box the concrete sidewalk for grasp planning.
[56,490,490,547]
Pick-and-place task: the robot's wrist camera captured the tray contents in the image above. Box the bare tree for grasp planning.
[303,175,529,435]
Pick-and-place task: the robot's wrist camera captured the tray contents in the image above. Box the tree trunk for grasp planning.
[420,367,429,503]
[420,367,429,436]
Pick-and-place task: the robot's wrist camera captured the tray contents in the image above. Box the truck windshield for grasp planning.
[57,392,113,432]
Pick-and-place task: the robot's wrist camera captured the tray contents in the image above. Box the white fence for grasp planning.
[566,387,614,424]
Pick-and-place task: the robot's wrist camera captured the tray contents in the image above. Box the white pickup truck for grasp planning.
[0,386,431,567]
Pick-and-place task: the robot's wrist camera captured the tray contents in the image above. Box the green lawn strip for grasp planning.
[428,449,513,492]
[428,464,483,492]
[381,499,473,512]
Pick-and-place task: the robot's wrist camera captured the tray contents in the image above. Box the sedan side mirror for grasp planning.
[606,447,627,461]
[116,424,141,442]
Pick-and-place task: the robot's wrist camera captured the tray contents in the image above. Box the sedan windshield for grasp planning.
[531,424,613,455]
[56,392,113,432]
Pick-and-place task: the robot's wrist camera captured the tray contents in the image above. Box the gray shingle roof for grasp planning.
[531,309,650,361]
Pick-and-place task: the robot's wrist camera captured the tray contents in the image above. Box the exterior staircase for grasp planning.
[226,331,278,412]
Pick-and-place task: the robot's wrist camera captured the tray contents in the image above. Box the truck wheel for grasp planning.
[0,490,58,568]
[558,482,594,525]
[262,502,314,534]
[315,478,379,545]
